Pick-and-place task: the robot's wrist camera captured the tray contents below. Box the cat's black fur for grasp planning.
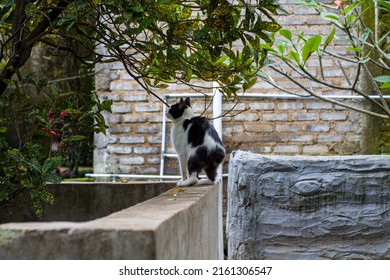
[166,97,225,186]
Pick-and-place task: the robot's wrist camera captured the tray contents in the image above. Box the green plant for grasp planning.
[0,0,282,102]
[0,140,62,218]
[0,72,111,218]
[261,0,390,119]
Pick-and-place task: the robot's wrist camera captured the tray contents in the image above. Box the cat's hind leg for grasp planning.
[198,178,214,185]
[177,173,198,186]
[198,164,218,185]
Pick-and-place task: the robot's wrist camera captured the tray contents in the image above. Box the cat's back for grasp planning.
[184,116,224,148]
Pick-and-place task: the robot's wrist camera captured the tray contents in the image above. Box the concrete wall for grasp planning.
[0,182,222,259]
[227,151,390,260]
[0,182,175,223]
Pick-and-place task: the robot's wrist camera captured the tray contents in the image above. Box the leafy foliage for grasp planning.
[1,0,282,100]
[0,68,111,218]
[261,0,390,119]
[0,141,62,218]
[89,0,282,98]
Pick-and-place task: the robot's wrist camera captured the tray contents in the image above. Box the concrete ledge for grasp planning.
[227,151,390,260]
[0,182,222,259]
[0,182,176,223]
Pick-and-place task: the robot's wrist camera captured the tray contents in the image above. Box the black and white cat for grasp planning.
[166,97,225,186]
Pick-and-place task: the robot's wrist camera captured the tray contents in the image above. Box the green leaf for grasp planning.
[155,83,169,89]
[64,108,82,114]
[0,0,13,19]
[320,12,341,25]
[100,100,112,113]
[345,13,355,23]
[215,55,230,65]
[44,173,62,184]
[299,0,318,7]
[42,157,62,175]
[243,77,257,92]
[377,0,390,12]
[374,76,390,89]
[131,6,144,13]
[256,20,281,32]
[346,47,362,53]
[288,50,301,65]
[342,1,359,17]
[379,82,390,89]
[257,31,272,43]
[62,135,86,142]
[277,44,285,54]
[48,83,59,97]
[301,34,322,63]
[279,29,292,41]
[374,76,390,83]
[361,28,372,43]
[324,27,336,50]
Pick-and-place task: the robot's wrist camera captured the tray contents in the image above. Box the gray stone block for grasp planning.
[227,151,390,260]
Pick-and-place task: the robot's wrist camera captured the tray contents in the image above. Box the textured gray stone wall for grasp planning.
[227,151,390,260]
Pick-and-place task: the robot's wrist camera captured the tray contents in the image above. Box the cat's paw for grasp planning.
[177,177,198,187]
[176,179,185,186]
[198,179,215,185]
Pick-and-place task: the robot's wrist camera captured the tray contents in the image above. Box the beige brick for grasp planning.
[277,102,304,110]
[275,124,301,132]
[263,113,288,122]
[303,145,329,154]
[291,112,318,121]
[120,136,145,144]
[318,134,343,142]
[111,104,132,113]
[335,123,359,133]
[234,113,260,122]
[122,93,149,102]
[122,114,147,123]
[306,102,333,110]
[134,147,159,154]
[250,102,275,111]
[110,81,134,91]
[107,145,132,154]
[135,103,160,112]
[136,125,160,134]
[119,156,144,165]
[274,145,300,154]
[320,112,347,121]
[306,124,330,132]
[244,124,274,133]
[288,135,314,142]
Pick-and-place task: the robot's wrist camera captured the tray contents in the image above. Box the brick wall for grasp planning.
[381,120,390,154]
[93,1,385,176]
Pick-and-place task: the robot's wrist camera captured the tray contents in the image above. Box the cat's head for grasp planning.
[166,97,193,121]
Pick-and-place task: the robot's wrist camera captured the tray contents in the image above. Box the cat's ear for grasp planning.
[179,98,184,103]
[184,97,191,107]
